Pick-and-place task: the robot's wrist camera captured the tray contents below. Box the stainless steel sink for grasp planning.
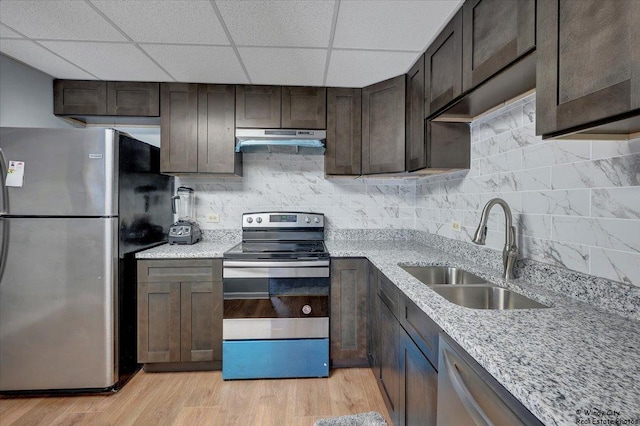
[400,265,487,285]
[432,285,549,310]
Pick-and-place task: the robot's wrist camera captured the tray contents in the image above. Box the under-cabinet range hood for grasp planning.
[235,129,326,155]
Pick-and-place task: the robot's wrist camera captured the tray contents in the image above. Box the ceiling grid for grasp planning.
[0,0,462,87]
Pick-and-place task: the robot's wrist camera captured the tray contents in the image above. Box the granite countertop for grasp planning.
[136,238,640,425]
[327,240,640,426]
[135,240,239,259]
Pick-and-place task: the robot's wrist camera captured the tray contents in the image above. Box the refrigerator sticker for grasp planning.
[6,160,25,187]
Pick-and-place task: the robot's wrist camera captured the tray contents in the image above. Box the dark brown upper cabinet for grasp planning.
[424,9,463,119]
[235,85,281,128]
[462,0,536,93]
[236,85,326,129]
[161,83,241,176]
[160,83,198,174]
[282,86,327,129]
[406,55,426,172]
[427,121,470,170]
[325,87,362,175]
[54,80,107,116]
[536,0,640,138]
[362,75,406,175]
[54,80,159,117]
[106,81,160,116]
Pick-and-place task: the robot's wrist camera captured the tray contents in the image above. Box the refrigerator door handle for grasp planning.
[0,149,9,282]
[0,148,8,215]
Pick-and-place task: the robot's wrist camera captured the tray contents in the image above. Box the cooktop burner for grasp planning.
[224,241,328,259]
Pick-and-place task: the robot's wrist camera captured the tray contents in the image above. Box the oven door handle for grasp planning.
[224,267,329,279]
[223,260,329,268]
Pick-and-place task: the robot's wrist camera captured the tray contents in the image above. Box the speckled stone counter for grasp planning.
[135,236,640,425]
[327,240,640,426]
[135,240,238,259]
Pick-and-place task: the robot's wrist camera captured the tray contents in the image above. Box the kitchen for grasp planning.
[1,1,639,425]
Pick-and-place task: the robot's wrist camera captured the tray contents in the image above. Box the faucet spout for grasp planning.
[472,198,518,280]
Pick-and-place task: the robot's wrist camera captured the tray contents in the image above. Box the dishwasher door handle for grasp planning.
[443,349,495,426]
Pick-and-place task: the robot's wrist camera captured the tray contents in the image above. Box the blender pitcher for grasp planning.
[172,186,196,222]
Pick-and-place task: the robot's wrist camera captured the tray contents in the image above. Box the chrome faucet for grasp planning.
[472,198,518,280]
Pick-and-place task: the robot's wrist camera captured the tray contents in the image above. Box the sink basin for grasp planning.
[432,285,549,310]
[400,265,487,285]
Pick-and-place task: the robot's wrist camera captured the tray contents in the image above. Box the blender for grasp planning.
[168,186,202,245]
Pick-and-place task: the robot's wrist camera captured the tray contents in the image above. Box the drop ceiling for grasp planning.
[0,0,462,88]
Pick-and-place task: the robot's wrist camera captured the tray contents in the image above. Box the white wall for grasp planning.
[0,54,72,128]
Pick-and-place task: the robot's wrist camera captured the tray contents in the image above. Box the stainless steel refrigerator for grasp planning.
[0,127,172,393]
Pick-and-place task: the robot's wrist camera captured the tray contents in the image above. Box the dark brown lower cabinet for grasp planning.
[378,293,401,426]
[137,259,222,369]
[400,328,438,426]
[330,258,369,367]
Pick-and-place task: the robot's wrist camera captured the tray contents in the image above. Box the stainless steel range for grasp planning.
[222,212,329,380]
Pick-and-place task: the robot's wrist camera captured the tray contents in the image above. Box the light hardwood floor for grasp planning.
[0,368,391,426]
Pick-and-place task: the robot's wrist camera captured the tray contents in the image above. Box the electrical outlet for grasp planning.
[451,220,461,232]
[206,213,220,223]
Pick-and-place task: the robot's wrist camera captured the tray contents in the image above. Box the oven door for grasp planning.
[222,259,329,340]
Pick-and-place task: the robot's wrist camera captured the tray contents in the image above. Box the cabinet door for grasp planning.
[106,81,159,116]
[138,281,181,363]
[160,83,198,173]
[400,329,438,426]
[367,262,380,370]
[330,258,368,367]
[399,294,441,369]
[406,56,426,171]
[197,84,241,175]
[181,281,222,362]
[424,9,463,118]
[462,0,536,92]
[53,80,107,115]
[378,294,400,426]
[326,88,362,175]
[362,75,406,174]
[427,121,470,169]
[235,85,281,128]
[282,86,326,129]
[537,0,640,137]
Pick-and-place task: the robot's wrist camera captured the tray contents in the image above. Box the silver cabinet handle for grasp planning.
[443,349,494,426]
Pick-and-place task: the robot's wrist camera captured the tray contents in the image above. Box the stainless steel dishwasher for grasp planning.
[437,334,543,426]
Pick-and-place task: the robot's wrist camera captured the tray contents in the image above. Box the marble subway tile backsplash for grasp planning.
[416,93,640,287]
[177,154,416,231]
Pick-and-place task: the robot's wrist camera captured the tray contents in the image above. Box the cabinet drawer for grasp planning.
[378,274,399,319]
[400,294,441,369]
[138,259,216,283]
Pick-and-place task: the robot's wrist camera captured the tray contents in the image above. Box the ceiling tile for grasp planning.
[216,0,335,48]
[142,44,248,84]
[0,24,23,38]
[333,0,461,51]
[38,41,172,81]
[326,50,418,88]
[91,0,229,45]
[0,0,126,41]
[238,47,326,86]
[0,39,95,79]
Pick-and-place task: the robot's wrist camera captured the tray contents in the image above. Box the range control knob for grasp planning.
[246,217,253,223]
[314,217,320,223]
[305,217,311,223]
[256,217,262,223]
[302,305,312,315]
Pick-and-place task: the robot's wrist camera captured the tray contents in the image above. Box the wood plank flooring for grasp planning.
[0,368,391,426]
